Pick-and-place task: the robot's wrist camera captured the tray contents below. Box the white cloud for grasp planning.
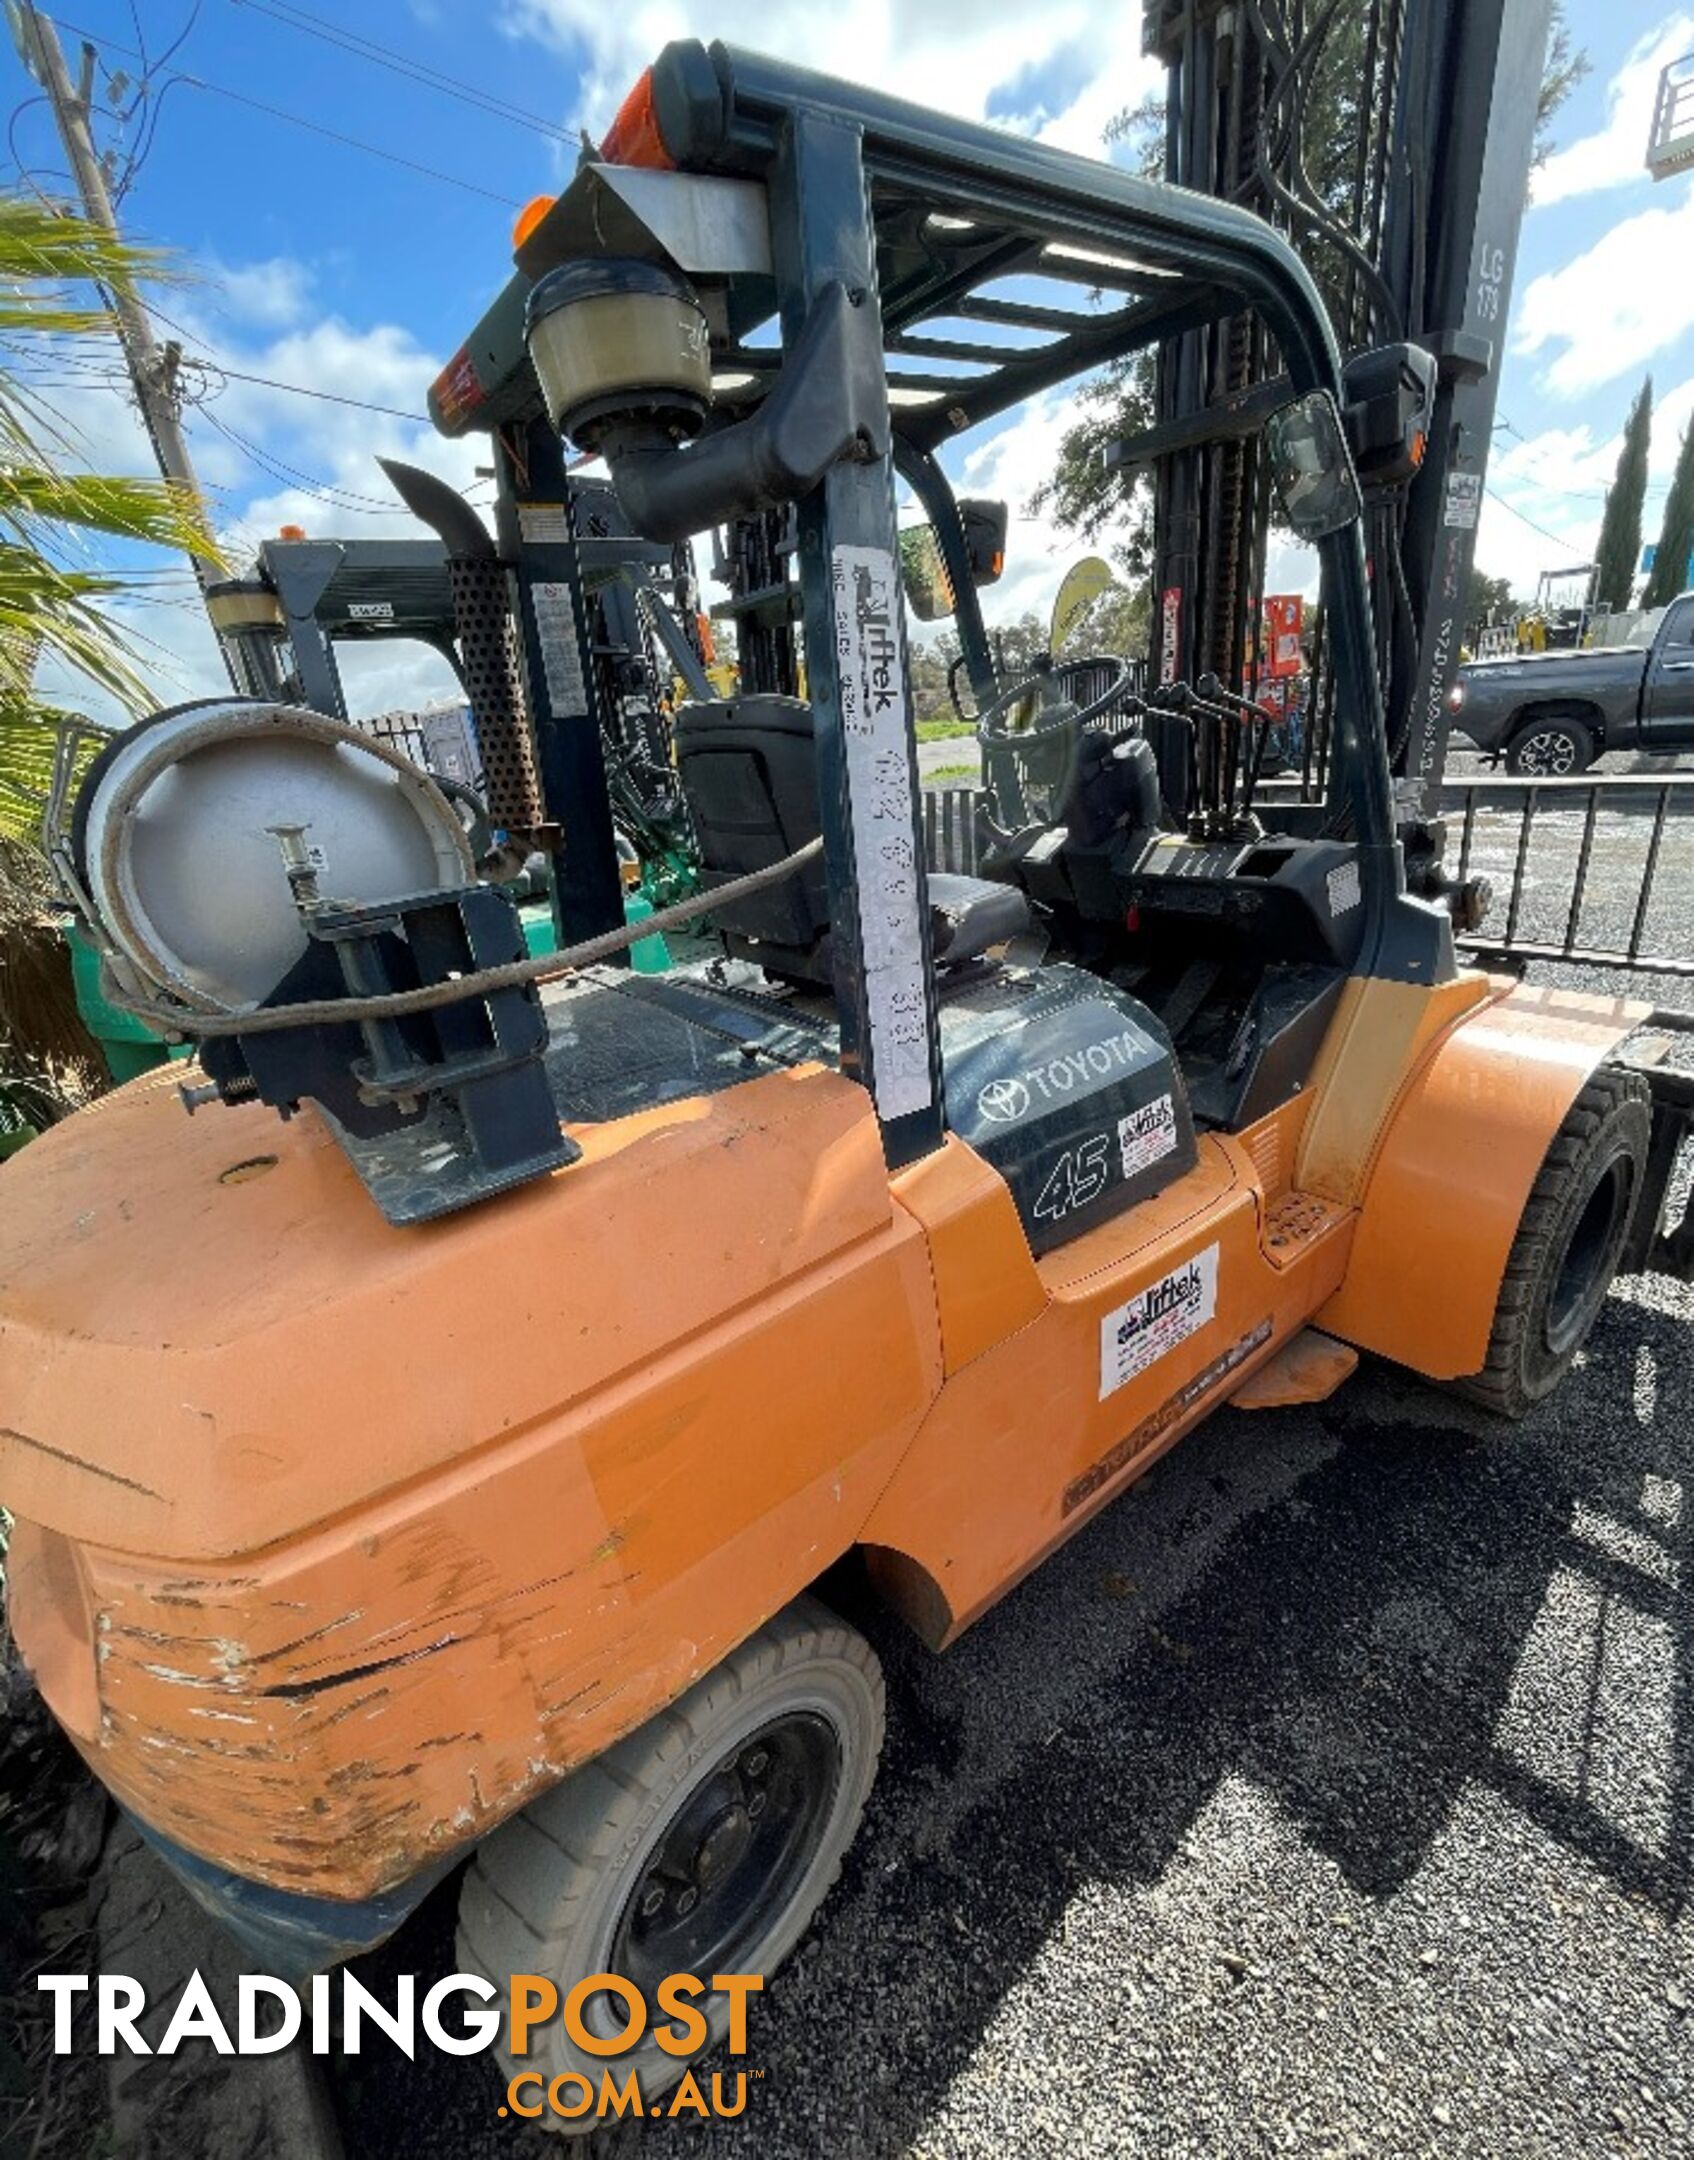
[1473,373,1694,596]
[496,0,1174,642]
[198,256,317,332]
[1533,13,1694,207]
[500,0,1159,162]
[1513,176,1694,395]
[495,0,1167,639]
[27,268,495,727]
[44,0,1173,729]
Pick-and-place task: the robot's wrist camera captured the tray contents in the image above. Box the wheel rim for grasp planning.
[604,1711,843,2010]
[1544,1153,1632,1356]
[1517,728,1579,776]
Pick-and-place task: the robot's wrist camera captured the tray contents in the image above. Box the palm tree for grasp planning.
[0,188,222,1133]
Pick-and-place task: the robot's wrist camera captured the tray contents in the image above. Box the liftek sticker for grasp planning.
[1327,860,1362,916]
[1118,1092,1177,1178]
[831,543,933,1124]
[1098,1243,1219,1399]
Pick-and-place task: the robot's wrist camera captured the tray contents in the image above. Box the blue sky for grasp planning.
[5,0,1694,718]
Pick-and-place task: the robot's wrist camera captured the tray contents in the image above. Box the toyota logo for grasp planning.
[977,1077,1031,1123]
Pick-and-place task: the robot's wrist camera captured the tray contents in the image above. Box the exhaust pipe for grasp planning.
[378,458,544,847]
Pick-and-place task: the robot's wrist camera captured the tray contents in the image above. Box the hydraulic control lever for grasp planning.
[1148,680,1254,840]
[1196,671,1280,822]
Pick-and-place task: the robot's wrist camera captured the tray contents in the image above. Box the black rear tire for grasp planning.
[1504,715,1595,777]
[457,1594,883,2135]
[1459,1067,1649,1419]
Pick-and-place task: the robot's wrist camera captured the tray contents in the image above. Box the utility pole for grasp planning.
[9,0,236,679]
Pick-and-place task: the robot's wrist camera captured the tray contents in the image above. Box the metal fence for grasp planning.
[1444,774,1694,981]
[921,786,984,877]
[922,771,1694,984]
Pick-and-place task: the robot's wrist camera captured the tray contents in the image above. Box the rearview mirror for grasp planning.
[958,498,1008,587]
[1266,391,1362,541]
[899,498,1010,620]
[899,524,953,621]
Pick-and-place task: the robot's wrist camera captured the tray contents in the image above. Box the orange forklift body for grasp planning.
[0,973,1636,1905]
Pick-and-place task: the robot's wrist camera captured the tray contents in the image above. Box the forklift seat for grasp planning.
[675,694,1030,984]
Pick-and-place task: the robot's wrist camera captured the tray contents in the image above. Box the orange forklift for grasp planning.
[2,41,1689,2121]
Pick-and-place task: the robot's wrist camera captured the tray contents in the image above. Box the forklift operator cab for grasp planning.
[0,38,1669,2126]
[675,693,1033,985]
[673,688,1198,1258]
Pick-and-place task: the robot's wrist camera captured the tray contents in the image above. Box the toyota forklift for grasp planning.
[2,41,1687,2123]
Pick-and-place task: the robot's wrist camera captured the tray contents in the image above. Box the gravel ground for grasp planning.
[332,1269,1694,2160]
[327,756,1694,2158]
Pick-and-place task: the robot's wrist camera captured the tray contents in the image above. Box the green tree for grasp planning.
[1643,420,1694,609]
[1057,579,1150,660]
[0,194,217,837]
[1469,570,1518,625]
[0,190,220,1132]
[1594,377,1652,614]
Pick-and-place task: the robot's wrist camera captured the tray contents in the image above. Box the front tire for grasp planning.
[457,1595,884,2134]
[1459,1067,1649,1419]
[1504,715,1595,777]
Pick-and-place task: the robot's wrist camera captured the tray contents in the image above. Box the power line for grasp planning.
[150,0,203,76]
[201,405,419,515]
[1484,486,1584,550]
[1493,414,1672,504]
[122,4,208,198]
[189,354,431,425]
[9,298,445,435]
[13,0,232,674]
[44,14,522,205]
[134,300,433,423]
[167,76,520,206]
[228,0,575,144]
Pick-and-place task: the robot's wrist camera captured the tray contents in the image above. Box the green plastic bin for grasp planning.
[63,919,182,1082]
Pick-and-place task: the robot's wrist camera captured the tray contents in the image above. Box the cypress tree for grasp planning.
[1593,377,1652,613]
[1643,419,1694,608]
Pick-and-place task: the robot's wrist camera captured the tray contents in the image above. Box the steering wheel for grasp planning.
[965,656,1132,742]
[972,657,1132,831]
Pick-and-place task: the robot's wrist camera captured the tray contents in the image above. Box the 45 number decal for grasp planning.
[1033,1132,1115,1223]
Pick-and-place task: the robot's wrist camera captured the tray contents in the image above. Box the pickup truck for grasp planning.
[1450,589,1694,773]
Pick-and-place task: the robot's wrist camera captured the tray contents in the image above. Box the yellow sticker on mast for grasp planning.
[831,543,934,1123]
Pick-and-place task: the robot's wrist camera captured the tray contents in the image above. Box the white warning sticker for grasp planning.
[531,580,588,716]
[1442,472,1482,530]
[1118,1092,1177,1179]
[1098,1243,1219,1400]
[832,543,933,1123]
[1327,860,1362,916]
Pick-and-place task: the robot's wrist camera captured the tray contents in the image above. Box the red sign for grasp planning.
[1159,586,1181,684]
[1263,595,1304,679]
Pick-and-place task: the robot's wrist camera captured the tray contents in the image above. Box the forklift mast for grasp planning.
[1141,0,1551,810]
